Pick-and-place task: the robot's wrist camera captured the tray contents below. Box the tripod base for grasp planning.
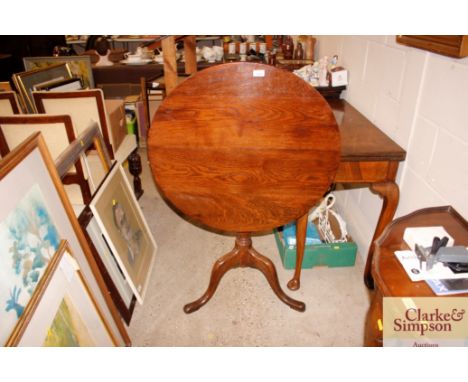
[184,233,306,314]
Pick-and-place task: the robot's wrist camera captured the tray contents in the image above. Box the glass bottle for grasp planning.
[282,36,294,60]
[294,42,304,60]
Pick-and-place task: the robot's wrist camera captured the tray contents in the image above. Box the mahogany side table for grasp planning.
[364,206,468,346]
[288,99,407,292]
[147,62,341,313]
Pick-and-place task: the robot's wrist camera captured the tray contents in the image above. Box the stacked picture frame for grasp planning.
[0,132,130,346]
[78,160,161,326]
[23,55,94,89]
[12,63,74,113]
[6,240,117,346]
[89,163,157,306]
[53,122,157,325]
[12,55,95,114]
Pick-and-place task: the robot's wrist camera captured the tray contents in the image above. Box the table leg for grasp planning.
[184,233,305,314]
[183,246,240,314]
[287,213,308,290]
[364,181,399,289]
[249,246,305,311]
[364,289,383,346]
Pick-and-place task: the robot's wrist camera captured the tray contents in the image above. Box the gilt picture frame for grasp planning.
[89,163,157,304]
[6,240,117,346]
[23,55,94,90]
[0,132,130,345]
[12,63,73,113]
[34,77,83,92]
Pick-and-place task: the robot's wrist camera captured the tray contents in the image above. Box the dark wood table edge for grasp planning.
[373,205,468,295]
[365,205,468,346]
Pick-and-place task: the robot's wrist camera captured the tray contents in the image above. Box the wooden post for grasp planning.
[265,35,273,50]
[184,35,197,75]
[161,36,178,95]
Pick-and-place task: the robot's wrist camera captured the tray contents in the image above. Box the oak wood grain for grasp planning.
[149,62,341,233]
[148,62,341,313]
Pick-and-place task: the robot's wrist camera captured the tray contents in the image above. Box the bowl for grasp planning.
[126,54,142,62]
[153,51,181,64]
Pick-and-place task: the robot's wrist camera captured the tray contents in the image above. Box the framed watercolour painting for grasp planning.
[90,163,157,304]
[0,132,130,345]
[0,183,60,345]
[6,240,117,346]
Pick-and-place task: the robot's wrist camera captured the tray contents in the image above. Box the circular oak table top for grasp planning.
[148,62,340,233]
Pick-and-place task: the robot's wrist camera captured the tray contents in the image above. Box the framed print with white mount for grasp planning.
[6,240,117,346]
[78,206,137,325]
[90,163,157,304]
[0,132,130,345]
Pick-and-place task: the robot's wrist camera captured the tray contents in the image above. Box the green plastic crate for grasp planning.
[274,229,357,269]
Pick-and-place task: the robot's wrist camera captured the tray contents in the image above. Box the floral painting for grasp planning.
[0,183,60,345]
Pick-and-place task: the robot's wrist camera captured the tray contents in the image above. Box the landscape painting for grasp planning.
[43,294,94,347]
[0,183,60,345]
[8,242,116,347]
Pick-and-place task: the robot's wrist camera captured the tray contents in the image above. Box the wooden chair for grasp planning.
[0,92,21,115]
[0,114,91,204]
[33,89,143,197]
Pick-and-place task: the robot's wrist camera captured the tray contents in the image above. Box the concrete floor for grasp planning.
[127,148,372,346]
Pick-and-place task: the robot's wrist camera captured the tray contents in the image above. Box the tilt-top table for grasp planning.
[148,62,341,313]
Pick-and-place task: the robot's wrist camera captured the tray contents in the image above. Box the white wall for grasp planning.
[315,36,468,259]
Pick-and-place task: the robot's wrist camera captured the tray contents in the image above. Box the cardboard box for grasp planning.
[274,229,357,269]
[104,98,127,152]
[330,68,348,87]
